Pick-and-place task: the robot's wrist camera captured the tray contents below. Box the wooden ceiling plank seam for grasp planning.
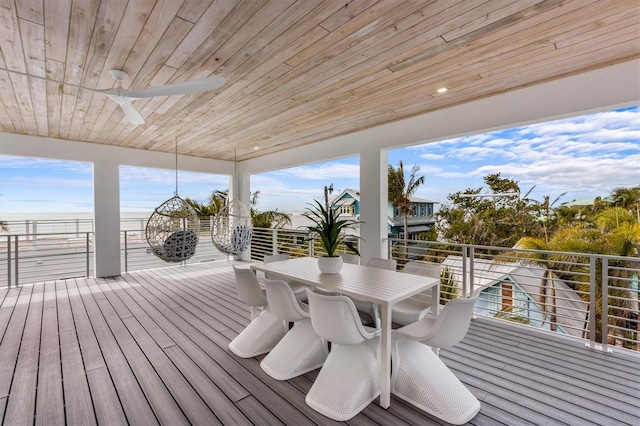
[84,0,159,142]
[188,0,298,82]
[132,2,341,148]
[43,0,71,63]
[0,89,17,133]
[551,8,640,50]
[101,18,197,145]
[169,0,267,83]
[165,0,240,70]
[440,0,542,42]
[0,0,28,73]
[18,17,45,78]
[205,0,325,81]
[28,74,47,136]
[8,71,37,133]
[0,70,26,132]
[79,0,129,90]
[389,0,596,72]
[120,0,186,88]
[63,0,101,86]
[57,84,78,139]
[284,0,418,69]
[165,2,343,141]
[15,0,43,25]
[44,58,64,82]
[389,0,574,73]
[318,0,381,33]
[176,0,214,24]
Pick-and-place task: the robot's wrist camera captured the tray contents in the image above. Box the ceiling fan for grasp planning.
[98,70,226,125]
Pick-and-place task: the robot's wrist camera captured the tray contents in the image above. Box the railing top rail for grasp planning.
[1,231,95,237]
[384,237,640,263]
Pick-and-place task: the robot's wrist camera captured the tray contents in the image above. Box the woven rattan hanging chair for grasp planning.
[146,195,199,262]
[212,198,252,256]
[211,149,252,256]
[145,139,200,262]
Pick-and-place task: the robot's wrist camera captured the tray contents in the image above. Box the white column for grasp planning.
[236,171,252,261]
[93,160,121,277]
[359,148,388,264]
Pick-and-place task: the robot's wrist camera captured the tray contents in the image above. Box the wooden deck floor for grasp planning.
[0,262,638,425]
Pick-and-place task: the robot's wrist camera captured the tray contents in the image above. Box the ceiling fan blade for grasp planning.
[119,101,145,125]
[123,76,226,98]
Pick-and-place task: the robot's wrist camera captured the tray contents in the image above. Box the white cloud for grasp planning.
[277,163,360,180]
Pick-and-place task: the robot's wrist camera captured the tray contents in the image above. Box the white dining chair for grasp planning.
[352,257,397,327]
[228,266,288,358]
[392,261,440,326]
[263,253,308,301]
[260,279,328,380]
[305,289,381,421]
[339,252,360,264]
[391,296,480,425]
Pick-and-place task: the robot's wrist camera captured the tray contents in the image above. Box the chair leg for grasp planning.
[306,338,380,421]
[229,308,287,358]
[391,339,480,425]
[261,320,328,380]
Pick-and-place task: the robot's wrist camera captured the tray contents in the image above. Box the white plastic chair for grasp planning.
[263,254,308,301]
[260,279,328,380]
[305,289,381,421]
[228,266,287,358]
[339,252,360,264]
[352,257,397,327]
[392,261,440,326]
[391,296,480,425]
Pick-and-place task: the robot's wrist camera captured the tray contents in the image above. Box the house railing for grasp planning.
[1,223,637,352]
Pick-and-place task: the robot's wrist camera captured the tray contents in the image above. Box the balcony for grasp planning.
[0,261,638,425]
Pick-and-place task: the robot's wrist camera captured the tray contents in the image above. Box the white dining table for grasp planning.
[250,257,440,409]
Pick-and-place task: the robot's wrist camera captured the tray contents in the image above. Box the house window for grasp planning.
[340,205,351,214]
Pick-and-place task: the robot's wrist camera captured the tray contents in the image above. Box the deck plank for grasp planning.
[0,262,638,425]
[4,286,42,425]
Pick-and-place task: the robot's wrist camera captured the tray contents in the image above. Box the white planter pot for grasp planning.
[317,256,343,274]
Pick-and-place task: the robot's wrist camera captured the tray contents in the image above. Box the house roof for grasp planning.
[441,256,588,337]
[0,2,637,161]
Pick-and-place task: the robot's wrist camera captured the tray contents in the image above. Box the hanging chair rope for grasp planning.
[145,139,200,263]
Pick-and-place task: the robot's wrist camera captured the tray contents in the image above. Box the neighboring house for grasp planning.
[441,256,588,338]
[329,189,438,239]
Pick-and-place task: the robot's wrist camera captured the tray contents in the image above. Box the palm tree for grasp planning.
[388,161,425,242]
[250,191,291,228]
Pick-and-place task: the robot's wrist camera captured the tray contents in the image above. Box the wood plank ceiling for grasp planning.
[0,0,638,161]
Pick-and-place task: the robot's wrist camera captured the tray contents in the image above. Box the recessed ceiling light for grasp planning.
[253,146,259,150]
[437,87,448,93]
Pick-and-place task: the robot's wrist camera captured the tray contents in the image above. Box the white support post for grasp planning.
[93,160,122,277]
[359,148,388,265]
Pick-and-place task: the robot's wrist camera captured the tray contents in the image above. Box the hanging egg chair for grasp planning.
[146,195,200,262]
[212,198,252,256]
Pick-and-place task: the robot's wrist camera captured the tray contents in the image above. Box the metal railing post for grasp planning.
[13,235,19,286]
[601,257,610,352]
[86,232,90,277]
[462,245,468,298]
[7,236,11,288]
[124,231,128,272]
[272,228,278,255]
[468,245,475,298]
[586,256,598,350]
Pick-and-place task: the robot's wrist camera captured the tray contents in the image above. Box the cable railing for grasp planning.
[1,221,637,352]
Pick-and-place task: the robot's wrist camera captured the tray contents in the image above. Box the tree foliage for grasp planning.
[436,173,544,247]
[388,161,425,241]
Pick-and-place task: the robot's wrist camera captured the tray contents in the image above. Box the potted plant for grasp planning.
[303,199,361,274]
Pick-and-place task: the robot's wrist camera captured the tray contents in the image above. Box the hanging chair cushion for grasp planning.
[152,230,198,262]
[217,224,252,255]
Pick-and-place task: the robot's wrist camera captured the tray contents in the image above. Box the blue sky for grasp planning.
[0,106,638,217]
